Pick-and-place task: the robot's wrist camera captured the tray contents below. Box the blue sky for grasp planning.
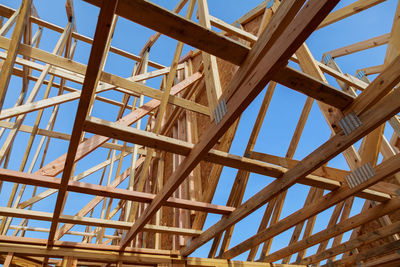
[0,0,397,263]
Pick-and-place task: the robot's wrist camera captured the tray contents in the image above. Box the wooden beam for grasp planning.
[209,15,257,43]
[0,241,308,266]
[182,54,400,257]
[197,0,223,120]
[3,252,13,267]
[82,0,250,65]
[0,235,175,255]
[0,4,166,69]
[0,168,235,215]
[317,0,386,29]
[300,220,400,265]
[317,61,369,91]
[0,207,203,237]
[362,252,400,267]
[359,64,386,75]
[36,72,201,178]
[0,36,209,115]
[326,33,390,58]
[0,5,20,36]
[0,0,31,111]
[325,239,400,266]
[0,91,81,120]
[272,66,354,109]
[84,116,391,202]
[222,150,400,259]
[47,0,119,246]
[248,151,396,197]
[264,199,400,264]
[120,0,337,251]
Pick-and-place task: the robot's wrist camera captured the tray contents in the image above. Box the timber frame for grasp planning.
[0,0,399,266]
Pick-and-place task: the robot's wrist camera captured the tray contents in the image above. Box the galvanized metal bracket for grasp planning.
[356,70,366,80]
[214,98,227,125]
[339,111,362,135]
[346,162,376,189]
[356,70,370,83]
[323,53,333,65]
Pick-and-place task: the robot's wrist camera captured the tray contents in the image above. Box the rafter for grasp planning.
[0,0,398,265]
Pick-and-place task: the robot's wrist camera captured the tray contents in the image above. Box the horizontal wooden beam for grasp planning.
[84,116,287,177]
[84,116,391,202]
[0,36,209,115]
[82,0,250,65]
[0,168,234,215]
[273,66,354,109]
[209,15,257,43]
[0,207,202,236]
[0,51,136,109]
[0,238,307,266]
[0,120,145,155]
[0,4,166,69]
[0,235,174,255]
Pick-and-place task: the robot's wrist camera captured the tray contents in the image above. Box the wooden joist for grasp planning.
[0,206,203,236]
[0,240,308,266]
[0,36,209,115]
[0,4,166,69]
[82,0,250,65]
[84,116,391,202]
[0,0,399,264]
[47,0,119,245]
[272,66,354,109]
[37,72,201,177]
[120,0,340,251]
[0,168,235,215]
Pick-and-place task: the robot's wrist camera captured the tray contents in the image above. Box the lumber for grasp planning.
[182,58,400,257]
[47,0,119,245]
[0,0,31,111]
[326,33,390,58]
[83,0,250,65]
[0,0,399,264]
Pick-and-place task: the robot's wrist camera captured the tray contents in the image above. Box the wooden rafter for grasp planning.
[0,0,399,266]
